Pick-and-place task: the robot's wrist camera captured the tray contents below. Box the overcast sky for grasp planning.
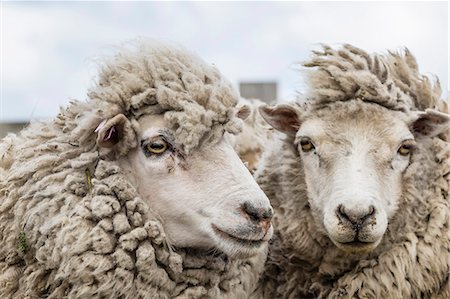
[1,1,449,122]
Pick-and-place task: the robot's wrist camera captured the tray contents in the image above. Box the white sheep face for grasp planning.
[117,114,273,258]
[296,108,412,253]
[260,102,450,254]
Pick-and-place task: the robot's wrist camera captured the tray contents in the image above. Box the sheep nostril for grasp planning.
[259,218,271,233]
[360,205,376,224]
[368,205,375,216]
[242,202,273,224]
[337,204,350,223]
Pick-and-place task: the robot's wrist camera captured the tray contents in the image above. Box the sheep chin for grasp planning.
[216,241,267,259]
[331,238,382,255]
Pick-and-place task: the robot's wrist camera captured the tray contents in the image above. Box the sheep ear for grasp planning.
[95,114,129,148]
[409,109,450,138]
[259,104,301,136]
[236,104,251,120]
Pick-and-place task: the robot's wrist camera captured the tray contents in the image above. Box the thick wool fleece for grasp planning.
[0,41,265,298]
[254,45,450,298]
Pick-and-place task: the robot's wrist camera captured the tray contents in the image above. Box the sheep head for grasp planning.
[97,108,273,259]
[232,98,274,173]
[260,101,449,254]
[86,41,274,259]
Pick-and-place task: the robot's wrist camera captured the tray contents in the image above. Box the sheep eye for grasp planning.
[397,139,416,157]
[144,138,169,155]
[398,144,412,156]
[300,138,315,152]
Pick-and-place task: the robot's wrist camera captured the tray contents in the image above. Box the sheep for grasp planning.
[254,44,450,298]
[232,98,274,173]
[0,41,274,298]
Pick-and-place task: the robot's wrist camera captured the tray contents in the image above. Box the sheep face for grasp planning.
[115,114,273,258]
[261,102,450,254]
[296,107,410,254]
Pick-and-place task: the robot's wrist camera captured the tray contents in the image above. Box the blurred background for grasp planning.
[1,1,449,137]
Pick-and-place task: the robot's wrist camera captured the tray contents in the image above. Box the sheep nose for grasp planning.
[242,201,273,231]
[337,204,376,230]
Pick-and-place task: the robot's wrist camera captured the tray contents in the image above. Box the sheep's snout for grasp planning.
[336,204,376,231]
[241,201,273,233]
[207,190,273,258]
[324,199,387,254]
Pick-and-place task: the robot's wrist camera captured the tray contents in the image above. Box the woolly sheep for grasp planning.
[0,41,274,298]
[254,45,450,298]
[232,98,274,173]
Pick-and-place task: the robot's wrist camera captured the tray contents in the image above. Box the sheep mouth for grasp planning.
[211,225,265,248]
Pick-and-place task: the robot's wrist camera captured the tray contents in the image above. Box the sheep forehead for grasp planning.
[299,105,413,155]
[138,114,167,138]
[90,41,242,154]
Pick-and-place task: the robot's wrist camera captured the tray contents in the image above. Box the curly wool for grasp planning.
[255,45,450,298]
[0,41,265,298]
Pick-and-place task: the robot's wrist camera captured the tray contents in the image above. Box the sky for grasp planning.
[1,1,449,122]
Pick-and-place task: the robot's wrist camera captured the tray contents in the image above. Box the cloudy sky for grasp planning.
[1,1,449,122]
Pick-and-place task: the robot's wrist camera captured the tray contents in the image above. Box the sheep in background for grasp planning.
[254,45,450,298]
[232,98,274,173]
[0,41,274,298]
